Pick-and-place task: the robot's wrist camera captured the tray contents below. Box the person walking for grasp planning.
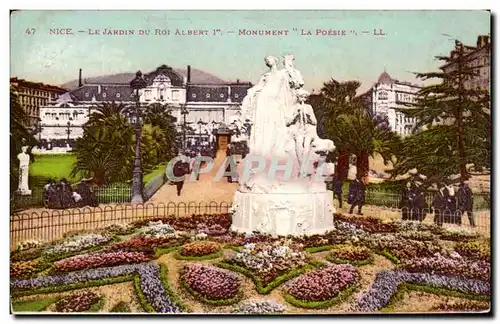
[348,176,366,215]
[458,180,475,227]
[333,177,343,208]
[173,152,190,196]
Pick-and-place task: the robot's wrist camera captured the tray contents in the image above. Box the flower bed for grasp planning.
[398,253,490,281]
[224,241,309,287]
[54,291,101,312]
[454,240,490,262]
[438,227,480,241]
[53,251,151,272]
[334,214,397,233]
[290,231,350,248]
[11,248,43,262]
[180,263,242,305]
[137,221,176,238]
[11,260,42,280]
[327,245,373,266]
[131,213,232,232]
[430,300,490,312]
[351,270,491,313]
[233,300,287,314]
[176,241,222,260]
[16,240,44,252]
[362,233,444,262]
[106,236,185,253]
[197,223,228,236]
[104,223,135,236]
[43,233,114,258]
[398,231,435,241]
[395,220,436,233]
[10,263,182,313]
[283,264,358,308]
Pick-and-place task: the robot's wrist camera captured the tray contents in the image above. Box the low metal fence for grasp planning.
[10,201,231,248]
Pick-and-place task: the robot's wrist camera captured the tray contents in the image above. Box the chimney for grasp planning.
[187,65,191,84]
[78,69,83,87]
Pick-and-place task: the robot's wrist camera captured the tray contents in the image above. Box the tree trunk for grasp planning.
[456,44,468,181]
[336,151,350,180]
[356,151,370,183]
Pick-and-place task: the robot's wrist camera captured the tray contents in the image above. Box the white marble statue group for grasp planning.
[231,55,336,236]
[238,54,335,193]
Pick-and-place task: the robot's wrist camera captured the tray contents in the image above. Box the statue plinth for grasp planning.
[231,190,335,236]
[16,188,32,196]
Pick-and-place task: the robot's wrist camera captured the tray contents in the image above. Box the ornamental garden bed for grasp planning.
[9,215,491,314]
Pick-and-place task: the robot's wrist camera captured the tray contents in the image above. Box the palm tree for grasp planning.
[311,79,401,182]
[71,102,134,185]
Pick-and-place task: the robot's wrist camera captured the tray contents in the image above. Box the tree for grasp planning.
[71,101,179,186]
[71,102,134,185]
[10,87,36,192]
[311,79,401,182]
[392,39,491,182]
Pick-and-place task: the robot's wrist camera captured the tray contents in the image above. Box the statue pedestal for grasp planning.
[231,190,335,236]
[17,188,32,196]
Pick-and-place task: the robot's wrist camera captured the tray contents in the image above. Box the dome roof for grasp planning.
[377,71,393,84]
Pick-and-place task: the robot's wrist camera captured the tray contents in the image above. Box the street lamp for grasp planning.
[36,119,43,143]
[181,106,189,150]
[129,70,148,204]
[66,121,71,142]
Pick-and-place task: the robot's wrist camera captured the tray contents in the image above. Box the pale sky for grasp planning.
[10,10,490,93]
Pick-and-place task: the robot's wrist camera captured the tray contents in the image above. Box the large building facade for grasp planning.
[38,65,252,145]
[10,78,67,129]
[440,35,490,90]
[360,71,421,136]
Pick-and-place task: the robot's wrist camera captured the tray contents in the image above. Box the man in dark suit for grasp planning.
[458,180,475,227]
[348,176,366,215]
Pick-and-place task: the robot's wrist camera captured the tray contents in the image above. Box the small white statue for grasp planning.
[287,89,335,173]
[17,146,32,195]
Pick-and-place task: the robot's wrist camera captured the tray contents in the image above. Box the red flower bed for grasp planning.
[53,251,151,272]
[285,264,358,302]
[106,236,184,252]
[181,263,240,300]
[131,213,232,232]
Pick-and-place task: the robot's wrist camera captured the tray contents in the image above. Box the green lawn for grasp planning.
[29,154,166,185]
[30,154,79,183]
[143,162,167,184]
[11,296,59,312]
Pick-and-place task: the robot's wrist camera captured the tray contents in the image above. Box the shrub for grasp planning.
[55,291,101,312]
[284,264,358,302]
[53,251,150,272]
[455,240,490,262]
[110,301,131,313]
[181,263,240,301]
[328,245,372,265]
[179,241,221,257]
[11,248,42,262]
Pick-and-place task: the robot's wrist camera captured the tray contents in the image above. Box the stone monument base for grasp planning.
[230,190,335,236]
[17,188,32,196]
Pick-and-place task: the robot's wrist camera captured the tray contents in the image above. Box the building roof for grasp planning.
[10,77,68,94]
[377,71,393,84]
